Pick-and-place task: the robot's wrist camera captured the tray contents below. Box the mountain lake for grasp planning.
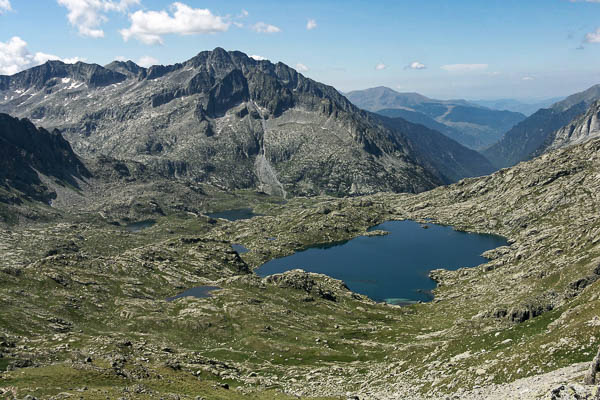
[255,220,508,305]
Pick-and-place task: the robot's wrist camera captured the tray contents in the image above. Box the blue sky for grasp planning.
[2,0,600,100]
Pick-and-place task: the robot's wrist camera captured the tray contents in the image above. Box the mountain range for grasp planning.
[483,84,600,168]
[0,49,494,201]
[345,86,526,150]
[471,97,563,116]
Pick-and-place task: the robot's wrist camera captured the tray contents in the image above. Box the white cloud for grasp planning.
[57,0,140,38]
[0,0,12,14]
[137,55,158,67]
[251,22,281,34]
[407,61,426,70]
[585,28,600,43]
[296,63,309,72]
[441,63,488,72]
[120,2,230,45]
[62,56,86,64]
[306,19,317,30]
[250,54,267,61]
[115,55,127,61]
[0,36,81,75]
[522,76,535,81]
[375,63,386,70]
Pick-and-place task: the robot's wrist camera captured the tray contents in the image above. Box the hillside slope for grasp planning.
[0,113,88,205]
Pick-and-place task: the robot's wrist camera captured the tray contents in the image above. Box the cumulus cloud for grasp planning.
[406,61,426,70]
[0,36,82,75]
[306,19,317,30]
[251,22,281,33]
[57,0,140,38]
[585,28,600,43]
[137,55,158,67]
[120,2,230,45]
[441,63,488,72]
[250,54,267,61]
[522,76,535,81]
[296,63,309,72]
[0,0,12,14]
[375,63,386,70]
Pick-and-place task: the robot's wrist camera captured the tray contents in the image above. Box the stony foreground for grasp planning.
[2,139,600,399]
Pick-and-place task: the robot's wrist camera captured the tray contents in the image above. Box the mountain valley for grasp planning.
[346,87,526,150]
[2,47,600,400]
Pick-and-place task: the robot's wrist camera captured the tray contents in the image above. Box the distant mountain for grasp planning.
[0,49,491,197]
[0,113,88,204]
[482,104,587,169]
[377,108,476,148]
[483,84,600,169]
[472,98,563,116]
[551,84,600,112]
[346,87,526,150]
[377,115,495,182]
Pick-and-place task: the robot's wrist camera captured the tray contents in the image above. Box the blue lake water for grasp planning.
[166,286,220,302]
[232,244,249,254]
[255,220,507,304]
[207,208,260,221]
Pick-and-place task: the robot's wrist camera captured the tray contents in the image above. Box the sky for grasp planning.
[2,0,600,100]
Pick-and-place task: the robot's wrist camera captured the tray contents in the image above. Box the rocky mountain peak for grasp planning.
[0,60,127,92]
[0,48,494,197]
[104,60,145,78]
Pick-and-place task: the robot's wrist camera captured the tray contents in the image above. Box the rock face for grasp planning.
[483,84,600,169]
[0,113,88,204]
[0,51,508,197]
[346,86,526,150]
[545,100,600,151]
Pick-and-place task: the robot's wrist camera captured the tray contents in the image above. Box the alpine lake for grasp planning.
[255,220,508,305]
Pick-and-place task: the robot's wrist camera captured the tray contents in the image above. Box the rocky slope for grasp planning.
[2,132,600,399]
[544,99,600,151]
[346,86,526,150]
[0,113,88,205]
[0,49,495,198]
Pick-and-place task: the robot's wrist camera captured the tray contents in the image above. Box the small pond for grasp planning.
[206,208,260,221]
[231,244,249,254]
[166,286,220,302]
[125,219,156,232]
[256,220,507,304]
